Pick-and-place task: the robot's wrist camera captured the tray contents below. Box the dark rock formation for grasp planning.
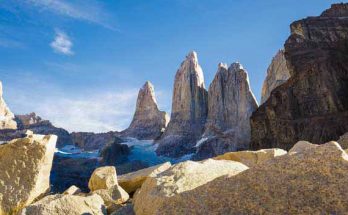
[194,63,258,160]
[121,81,169,140]
[100,139,130,165]
[251,3,348,150]
[156,51,208,158]
[71,131,121,151]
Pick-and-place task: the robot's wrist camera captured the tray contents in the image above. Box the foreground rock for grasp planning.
[214,148,287,167]
[251,3,348,150]
[71,131,121,151]
[121,81,169,140]
[152,141,348,214]
[93,185,129,214]
[118,162,171,193]
[261,50,290,104]
[21,194,106,215]
[0,133,57,214]
[133,159,248,215]
[89,166,118,192]
[156,51,208,157]
[194,62,258,160]
[0,81,17,129]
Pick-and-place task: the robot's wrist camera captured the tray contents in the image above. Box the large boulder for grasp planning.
[0,133,57,214]
[121,81,169,140]
[214,148,287,167]
[133,159,248,215]
[156,51,208,158]
[20,194,106,215]
[0,81,17,130]
[89,166,118,192]
[194,62,258,160]
[260,49,290,104]
[118,162,171,193]
[100,139,130,165]
[151,141,348,214]
[251,3,348,150]
[93,185,129,214]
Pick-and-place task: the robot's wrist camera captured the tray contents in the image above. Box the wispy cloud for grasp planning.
[0,38,24,48]
[50,30,74,55]
[26,0,117,31]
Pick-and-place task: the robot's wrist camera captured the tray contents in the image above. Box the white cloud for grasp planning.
[26,0,117,31]
[50,30,74,56]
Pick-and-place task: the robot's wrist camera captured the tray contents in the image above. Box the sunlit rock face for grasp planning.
[156,51,208,158]
[194,63,258,160]
[251,3,348,150]
[121,81,169,140]
[261,49,290,104]
[0,81,17,130]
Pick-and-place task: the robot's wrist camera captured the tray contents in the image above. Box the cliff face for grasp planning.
[0,81,17,130]
[156,51,208,157]
[260,50,290,104]
[121,81,169,140]
[194,63,258,160]
[251,3,348,150]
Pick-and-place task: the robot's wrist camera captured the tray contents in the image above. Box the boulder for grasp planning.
[338,132,348,149]
[118,162,171,193]
[152,141,348,214]
[133,159,248,215]
[89,166,118,192]
[288,140,318,154]
[0,133,57,214]
[20,194,106,215]
[194,62,258,159]
[156,51,208,158]
[214,148,287,167]
[100,139,130,165]
[121,81,169,140]
[93,185,129,214]
[0,81,17,129]
[251,3,348,150]
[63,185,81,195]
[261,49,290,104]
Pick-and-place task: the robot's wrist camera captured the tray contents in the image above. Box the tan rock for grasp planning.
[261,49,290,104]
[133,159,248,215]
[154,141,348,214]
[0,81,17,129]
[20,194,106,215]
[122,81,169,140]
[288,140,318,154]
[63,185,81,195]
[0,134,57,214]
[338,132,348,149]
[89,166,118,192]
[156,51,208,158]
[93,185,129,214]
[214,148,287,167]
[118,162,171,193]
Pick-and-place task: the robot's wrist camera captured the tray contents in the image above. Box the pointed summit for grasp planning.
[156,51,208,158]
[121,81,169,140]
[0,81,17,129]
[194,62,258,160]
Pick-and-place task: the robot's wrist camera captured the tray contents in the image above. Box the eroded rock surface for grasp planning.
[261,50,290,104]
[121,81,169,140]
[154,141,348,215]
[133,159,248,215]
[89,166,118,192]
[0,133,57,214]
[194,63,258,160]
[251,3,348,150]
[156,51,208,157]
[0,81,17,130]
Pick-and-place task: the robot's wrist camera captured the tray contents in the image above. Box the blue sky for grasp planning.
[0,0,340,132]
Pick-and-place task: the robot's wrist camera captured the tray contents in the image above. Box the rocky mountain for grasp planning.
[193,63,258,160]
[0,81,17,130]
[71,131,121,151]
[260,49,290,104]
[121,81,169,140]
[156,51,208,158]
[251,3,348,150]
